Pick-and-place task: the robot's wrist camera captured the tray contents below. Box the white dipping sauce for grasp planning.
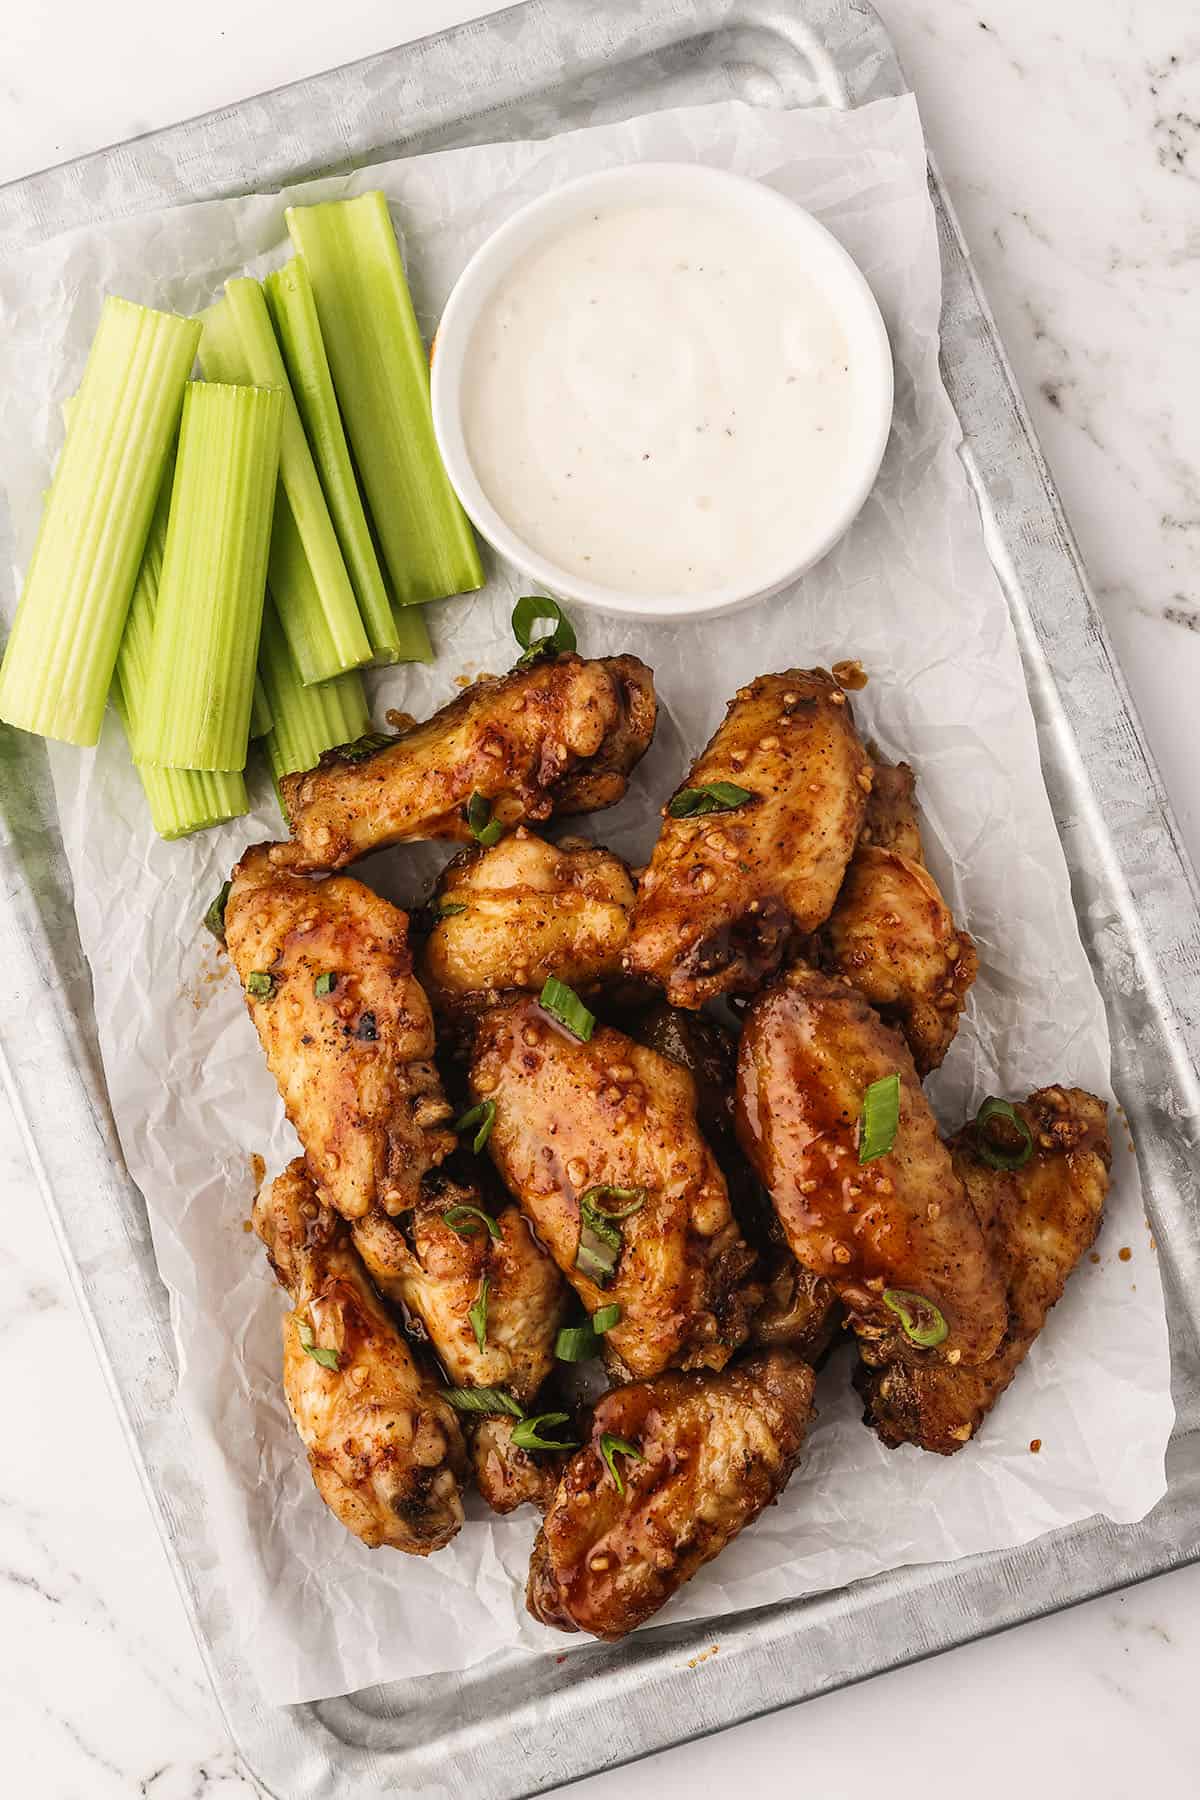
[460,200,859,599]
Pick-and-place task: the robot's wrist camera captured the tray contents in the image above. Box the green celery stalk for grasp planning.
[263,257,406,663]
[0,296,200,746]
[142,381,283,771]
[199,280,371,683]
[286,191,484,607]
[251,672,274,739]
[258,595,370,783]
[389,603,434,664]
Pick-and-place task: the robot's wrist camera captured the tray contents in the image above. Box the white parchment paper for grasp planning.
[0,95,1173,1707]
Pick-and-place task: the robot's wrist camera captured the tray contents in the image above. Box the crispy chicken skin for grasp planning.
[823,759,977,1075]
[527,1351,815,1639]
[471,997,759,1380]
[420,828,635,1012]
[253,1160,468,1553]
[225,845,454,1219]
[351,1182,570,1404]
[736,967,1007,1368]
[470,1415,567,1516]
[858,1087,1110,1453]
[624,669,872,1007]
[277,653,656,872]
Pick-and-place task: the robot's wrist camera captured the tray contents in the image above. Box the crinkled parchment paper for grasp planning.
[0,95,1172,1706]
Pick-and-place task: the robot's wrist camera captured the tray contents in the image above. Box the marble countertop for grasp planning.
[3,1,1198,1794]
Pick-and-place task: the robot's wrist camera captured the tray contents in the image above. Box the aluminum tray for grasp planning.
[2,2,1199,1795]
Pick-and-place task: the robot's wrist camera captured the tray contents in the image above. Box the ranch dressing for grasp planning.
[460,199,859,599]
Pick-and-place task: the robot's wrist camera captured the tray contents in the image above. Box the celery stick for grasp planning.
[142,382,283,771]
[258,595,369,782]
[251,673,273,739]
[0,297,200,746]
[286,192,484,607]
[199,282,370,684]
[263,257,405,662]
[390,603,434,664]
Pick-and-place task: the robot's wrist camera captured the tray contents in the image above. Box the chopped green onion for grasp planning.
[442,1386,524,1418]
[454,1099,496,1153]
[974,1097,1035,1171]
[576,1188,646,1287]
[859,1073,901,1163]
[667,782,754,818]
[250,673,274,739]
[466,791,504,847]
[435,900,468,918]
[443,1204,501,1241]
[555,1323,602,1363]
[468,1275,490,1353]
[327,731,393,764]
[599,1432,643,1497]
[510,1412,578,1453]
[882,1288,949,1348]
[297,1318,340,1370]
[314,971,337,996]
[511,594,576,667]
[258,595,370,785]
[203,882,232,945]
[199,280,371,684]
[592,1304,622,1333]
[539,977,595,1042]
[263,256,410,664]
[0,297,200,747]
[286,191,484,607]
[246,971,276,999]
[141,382,284,770]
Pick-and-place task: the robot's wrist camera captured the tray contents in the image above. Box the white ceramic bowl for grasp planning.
[430,162,894,622]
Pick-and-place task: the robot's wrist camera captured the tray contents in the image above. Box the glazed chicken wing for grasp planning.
[470,1415,568,1516]
[736,967,1007,1368]
[253,1160,467,1553]
[351,1178,570,1404]
[420,828,635,1013]
[471,997,759,1380]
[858,1086,1110,1452]
[822,759,977,1075]
[277,653,656,872]
[225,845,453,1218]
[624,668,871,1007]
[527,1350,815,1639]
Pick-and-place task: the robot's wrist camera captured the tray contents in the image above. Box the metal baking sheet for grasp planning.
[2,2,1199,1794]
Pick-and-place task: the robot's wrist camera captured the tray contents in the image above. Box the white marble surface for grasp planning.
[2,1,1198,1794]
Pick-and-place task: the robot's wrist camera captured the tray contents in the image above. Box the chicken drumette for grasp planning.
[822,758,977,1075]
[253,1160,468,1553]
[858,1086,1110,1452]
[471,997,759,1380]
[277,653,656,873]
[624,668,872,1007]
[225,845,454,1218]
[527,1350,815,1639]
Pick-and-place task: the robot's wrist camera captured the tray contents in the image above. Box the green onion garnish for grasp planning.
[204,881,232,946]
[667,782,754,819]
[442,1386,524,1418]
[246,971,276,1000]
[539,977,595,1042]
[297,1318,340,1370]
[592,1304,622,1333]
[466,791,504,847]
[454,1099,496,1153]
[314,971,337,996]
[435,900,468,918]
[599,1432,643,1497]
[859,1073,901,1163]
[510,1412,579,1453]
[882,1288,949,1348]
[511,594,577,667]
[555,1323,601,1363]
[575,1188,646,1287]
[329,732,394,764]
[468,1275,490,1353]
[974,1097,1034,1171]
[443,1204,501,1241]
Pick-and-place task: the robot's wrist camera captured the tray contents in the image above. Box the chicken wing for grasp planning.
[253,1159,468,1553]
[858,1086,1110,1452]
[276,653,656,873]
[527,1350,814,1639]
[624,668,871,1007]
[470,1415,569,1516]
[225,845,453,1218]
[736,966,1007,1367]
[471,996,759,1380]
[350,1177,570,1404]
[822,758,976,1075]
[420,829,635,1013]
